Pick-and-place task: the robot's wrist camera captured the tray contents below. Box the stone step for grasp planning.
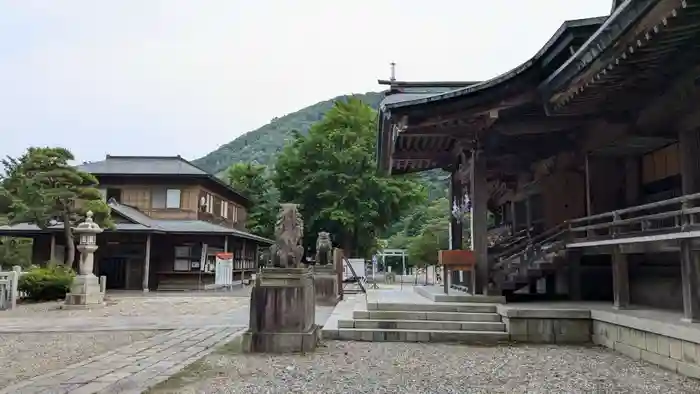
[354,310,503,322]
[324,328,509,344]
[339,319,506,332]
[413,286,506,303]
[368,302,497,313]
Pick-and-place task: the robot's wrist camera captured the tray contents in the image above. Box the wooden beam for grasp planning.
[392,151,452,160]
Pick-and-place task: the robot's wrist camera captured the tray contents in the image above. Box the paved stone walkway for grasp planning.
[0,327,244,394]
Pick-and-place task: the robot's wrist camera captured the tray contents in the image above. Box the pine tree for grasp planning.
[0,147,113,266]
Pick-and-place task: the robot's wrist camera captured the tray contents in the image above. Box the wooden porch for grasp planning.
[31,232,262,291]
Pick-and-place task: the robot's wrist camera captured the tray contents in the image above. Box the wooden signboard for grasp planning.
[438,250,475,271]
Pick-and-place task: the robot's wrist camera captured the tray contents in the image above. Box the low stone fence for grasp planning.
[0,266,22,310]
[497,304,700,380]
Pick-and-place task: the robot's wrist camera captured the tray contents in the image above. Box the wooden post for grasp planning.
[471,150,489,295]
[679,128,700,321]
[142,233,151,292]
[509,201,517,233]
[448,168,463,292]
[567,250,582,301]
[624,157,640,206]
[49,233,56,263]
[611,246,629,309]
[525,196,532,235]
[584,154,592,216]
[241,239,248,271]
[680,240,700,322]
[224,236,229,253]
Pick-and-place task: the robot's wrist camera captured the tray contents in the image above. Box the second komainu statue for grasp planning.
[270,203,305,268]
[315,231,332,266]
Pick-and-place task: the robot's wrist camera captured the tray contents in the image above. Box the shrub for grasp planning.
[18,263,75,301]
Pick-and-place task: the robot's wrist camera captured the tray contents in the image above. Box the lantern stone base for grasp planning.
[62,274,105,309]
[242,267,319,353]
[312,265,339,306]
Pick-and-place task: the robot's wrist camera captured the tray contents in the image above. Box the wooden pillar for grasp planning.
[624,157,640,206]
[471,150,489,295]
[447,168,463,292]
[567,250,582,301]
[49,233,56,263]
[611,247,629,309]
[679,128,700,321]
[680,240,700,322]
[509,201,517,233]
[142,233,151,292]
[545,274,557,296]
[525,196,532,234]
[584,154,592,216]
[679,128,700,196]
[241,239,248,271]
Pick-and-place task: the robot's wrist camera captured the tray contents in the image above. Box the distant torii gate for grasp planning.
[376,248,407,276]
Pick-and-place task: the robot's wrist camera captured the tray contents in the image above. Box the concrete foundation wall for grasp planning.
[592,319,700,379]
[499,305,700,380]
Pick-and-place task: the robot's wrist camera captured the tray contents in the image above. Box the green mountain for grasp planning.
[194,92,384,174]
[193,91,447,199]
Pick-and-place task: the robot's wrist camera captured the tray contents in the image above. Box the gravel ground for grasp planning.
[151,341,700,394]
[0,330,158,388]
[3,296,248,318]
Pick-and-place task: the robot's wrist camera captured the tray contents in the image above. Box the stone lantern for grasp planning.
[63,211,106,308]
[74,211,103,276]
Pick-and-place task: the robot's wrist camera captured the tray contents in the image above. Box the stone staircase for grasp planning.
[323,289,508,343]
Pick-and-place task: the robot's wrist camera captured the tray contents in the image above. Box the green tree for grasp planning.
[225,162,278,238]
[387,197,472,267]
[273,98,425,257]
[0,237,32,269]
[0,147,113,266]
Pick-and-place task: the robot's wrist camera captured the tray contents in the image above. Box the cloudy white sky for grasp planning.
[0,0,612,163]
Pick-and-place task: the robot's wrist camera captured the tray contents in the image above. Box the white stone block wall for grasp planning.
[592,320,700,378]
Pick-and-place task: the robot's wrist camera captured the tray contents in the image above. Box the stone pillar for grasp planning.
[142,233,151,292]
[471,150,489,295]
[611,247,629,309]
[312,264,339,306]
[242,267,317,352]
[242,203,318,353]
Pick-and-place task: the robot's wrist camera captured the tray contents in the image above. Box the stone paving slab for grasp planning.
[0,327,244,394]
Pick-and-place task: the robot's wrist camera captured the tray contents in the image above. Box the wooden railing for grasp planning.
[488,193,700,290]
[568,192,700,242]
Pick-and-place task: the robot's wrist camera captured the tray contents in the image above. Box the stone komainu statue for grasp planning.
[270,203,305,268]
[315,231,332,266]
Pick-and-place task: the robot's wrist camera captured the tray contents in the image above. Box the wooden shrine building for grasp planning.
[377,0,700,321]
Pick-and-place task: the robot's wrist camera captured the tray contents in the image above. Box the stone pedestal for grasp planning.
[242,267,318,353]
[62,274,105,309]
[312,265,339,306]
